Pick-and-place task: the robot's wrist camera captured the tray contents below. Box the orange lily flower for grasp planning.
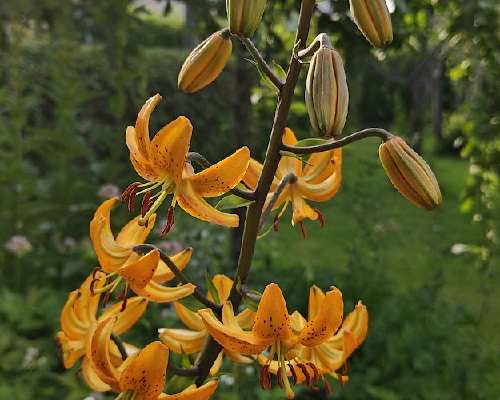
[243,128,342,236]
[123,94,250,232]
[159,274,254,375]
[90,198,195,303]
[258,285,368,386]
[57,272,147,391]
[199,283,347,399]
[89,317,218,400]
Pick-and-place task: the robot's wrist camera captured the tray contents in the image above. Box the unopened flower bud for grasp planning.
[227,0,268,37]
[379,136,442,210]
[349,0,393,48]
[178,29,232,93]
[305,44,349,138]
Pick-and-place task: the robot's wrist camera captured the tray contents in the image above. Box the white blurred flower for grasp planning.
[22,346,39,368]
[4,235,33,256]
[450,243,469,255]
[220,374,235,386]
[63,237,76,249]
[98,183,120,199]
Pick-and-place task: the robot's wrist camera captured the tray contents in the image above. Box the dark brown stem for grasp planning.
[111,333,128,361]
[259,173,297,230]
[187,152,256,201]
[281,128,394,154]
[133,244,221,312]
[194,0,316,386]
[168,365,200,377]
[239,37,285,90]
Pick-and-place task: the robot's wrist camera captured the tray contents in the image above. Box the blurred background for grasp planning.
[0,0,499,399]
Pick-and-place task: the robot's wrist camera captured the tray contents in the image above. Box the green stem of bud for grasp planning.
[281,128,394,154]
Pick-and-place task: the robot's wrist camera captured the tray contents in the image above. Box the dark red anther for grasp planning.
[120,182,141,212]
[273,215,280,232]
[89,278,98,296]
[102,290,111,307]
[314,208,325,228]
[259,364,272,390]
[323,376,333,394]
[308,362,320,383]
[289,363,298,385]
[342,360,349,377]
[140,191,153,217]
[299,222,307,239]
[118,282,129,311]
[91,267,101,280]
[296,363,312,387]
[161,206,175,236]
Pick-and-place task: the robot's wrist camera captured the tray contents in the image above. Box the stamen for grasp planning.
[141,191,153,217]
[296,363,312,387]
[323,376,333,394]
[299,222,307,239]
[139,190,167,226]
[314,208,325,228]
[288,362,298,385]
[161,206,175,236]
[118,282,129,311]
[273,215,280,232]
[259,364,272,390]
[307,362,320,383]
[120,182,141,212]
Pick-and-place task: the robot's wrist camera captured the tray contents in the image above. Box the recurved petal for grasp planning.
[289,310,307,334]
[57,331,85,369]
[176,181,239,227]
[118,250,160,289]
[127,126,162,182]
[235,308,255,330]
[174,302,205,331]
[242,159,262,190]
[134,94,161,159]
[277,128,302,177]
[299,287,343,347]
[209,352,224,376]
[119,341,169,400]
[307,285,325,320]
[150,116,193,184]
[89,317,121,391]
[158,380,219,400]
[81,356,111,392]
[116,213,156,248]
[153,248,193,284]
[290,189,318,225]
[212,274,234,303]
[60,291,87,339]
[336,301,368,350]
[252,283,293,342]
[298,167,342,203]
[78,273,103,324]
[99,297,148,335]
[187,147,250,198]
[303,149,342,184]
[132,281,195,303]
[158,328,207,354]
[199,307,268,355]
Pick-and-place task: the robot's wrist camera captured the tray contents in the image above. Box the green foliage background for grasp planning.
[0,1,498,399]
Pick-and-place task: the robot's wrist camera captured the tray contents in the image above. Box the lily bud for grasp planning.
[178,29,232,93]
[227,0,268,37]
[305,45,349,138]
[349,0,393,48]
[379,136,442,210]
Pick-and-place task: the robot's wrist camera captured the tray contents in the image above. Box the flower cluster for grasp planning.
[57,1,442,399]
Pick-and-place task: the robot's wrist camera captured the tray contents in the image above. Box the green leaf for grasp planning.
[205,271,220,304]
[242,294,259,312]
[177,295,206,312]
[180,352,193,368]
[216,194,254,210]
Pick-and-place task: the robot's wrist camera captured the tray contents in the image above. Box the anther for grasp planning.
[273,215,280,232]
[288,362,298,385]
[307,362,320,383]
[121,182,141,212]
[296,363,312,387]
[161,206,175,236]
[259,364,272,390]
[314,208,325,228]
[141,191,153,217]
[299,222,307,239]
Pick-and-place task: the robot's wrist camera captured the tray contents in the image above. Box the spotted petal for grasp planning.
[187,147,250,198]
[99,297,148,335]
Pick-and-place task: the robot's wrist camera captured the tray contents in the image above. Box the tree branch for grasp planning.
[133,244,221,312]
[239,37,285,91]
[281,128,394,154]
[168,364,200,377]
[194,0,317,386]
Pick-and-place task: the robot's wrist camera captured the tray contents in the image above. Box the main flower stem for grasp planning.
[194,0,316,385]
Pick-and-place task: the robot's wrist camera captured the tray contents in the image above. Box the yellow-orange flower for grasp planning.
[124,94,250,231]
[259,285,368,385]
[243,128,342,235]
[199,283,349,398]
[89,317,218,400]
[57,272,147,391]
[90,198,195,303]
[159,274,254,375]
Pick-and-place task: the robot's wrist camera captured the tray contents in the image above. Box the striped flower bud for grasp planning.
[379,136,442,210]
[227,0,268,37]
[305,45,349,138]
[349,0,393,48]
[178,29,232,93]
